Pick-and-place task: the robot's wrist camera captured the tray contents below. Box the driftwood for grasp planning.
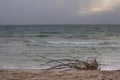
[40,54,100,70]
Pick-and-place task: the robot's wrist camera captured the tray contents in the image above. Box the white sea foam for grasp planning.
[47,41,99,45]
[100,66,120,71]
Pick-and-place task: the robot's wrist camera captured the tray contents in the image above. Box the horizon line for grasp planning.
[0,24,120,26]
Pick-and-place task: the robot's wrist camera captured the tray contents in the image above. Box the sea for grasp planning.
[0,25,120,70]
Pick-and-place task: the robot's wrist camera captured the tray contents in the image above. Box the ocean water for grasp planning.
[0,25,120,70]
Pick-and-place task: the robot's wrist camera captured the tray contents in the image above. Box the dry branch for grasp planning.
[40,55,100,70]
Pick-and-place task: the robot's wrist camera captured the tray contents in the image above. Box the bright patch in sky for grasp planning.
[80,0,120,14]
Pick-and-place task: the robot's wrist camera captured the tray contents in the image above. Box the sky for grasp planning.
[0,0,120,25]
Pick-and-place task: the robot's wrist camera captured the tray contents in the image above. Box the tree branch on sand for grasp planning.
[40,54,101,70]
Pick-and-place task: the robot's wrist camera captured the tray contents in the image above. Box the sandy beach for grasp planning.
[0,69,120,80]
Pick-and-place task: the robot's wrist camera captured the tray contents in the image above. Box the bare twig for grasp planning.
[40,55,100,70]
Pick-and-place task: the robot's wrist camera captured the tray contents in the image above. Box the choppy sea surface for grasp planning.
[0,25,120,70]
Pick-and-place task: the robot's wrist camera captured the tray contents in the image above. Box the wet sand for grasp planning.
[0,69,120,80]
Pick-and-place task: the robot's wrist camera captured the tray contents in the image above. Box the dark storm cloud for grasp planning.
[0,0,120,24]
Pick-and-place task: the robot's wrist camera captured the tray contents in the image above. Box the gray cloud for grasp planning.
[0,0,120,24]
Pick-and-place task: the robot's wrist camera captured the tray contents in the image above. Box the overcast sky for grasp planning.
[0,0,120,25]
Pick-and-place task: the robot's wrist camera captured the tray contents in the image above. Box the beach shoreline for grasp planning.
[0,69,120,80]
